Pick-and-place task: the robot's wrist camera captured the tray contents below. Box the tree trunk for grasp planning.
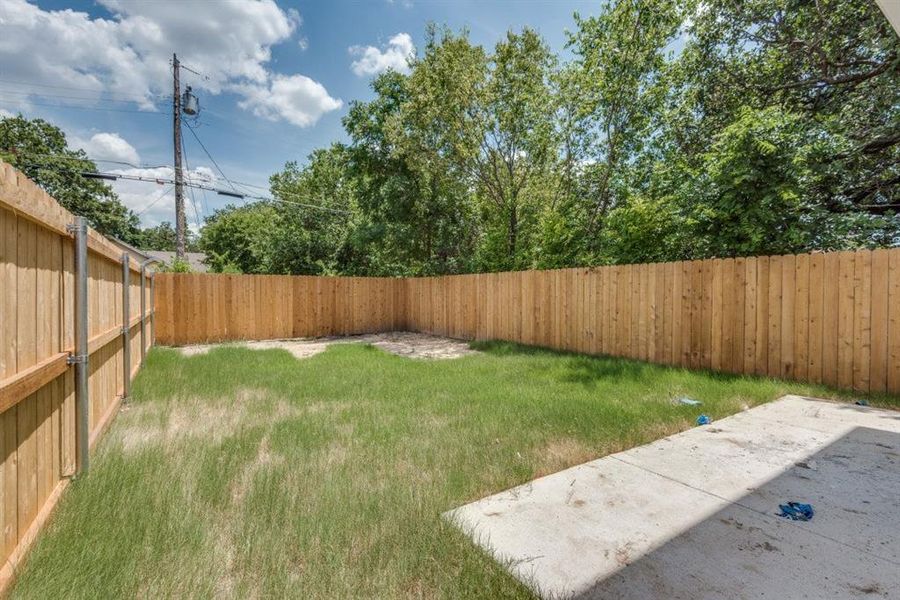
[507,205,518,259]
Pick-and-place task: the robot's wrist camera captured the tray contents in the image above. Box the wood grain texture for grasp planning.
[155,249,898,397]
[5,151,900,595]
[889,249,900,393]
[0,161,155,591]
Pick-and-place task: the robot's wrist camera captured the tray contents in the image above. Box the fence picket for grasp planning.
[1,162,157,590]
[152,248,898,398]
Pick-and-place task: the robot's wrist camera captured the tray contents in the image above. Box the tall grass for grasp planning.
[11,341,878,599]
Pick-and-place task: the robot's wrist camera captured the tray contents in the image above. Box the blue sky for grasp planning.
[0,0,602,228]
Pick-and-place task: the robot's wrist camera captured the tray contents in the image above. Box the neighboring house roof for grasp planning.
[145,251,209,273]
[108,237,159,269]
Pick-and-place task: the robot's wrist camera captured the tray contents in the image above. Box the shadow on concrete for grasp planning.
[828,401,900,421]
[572,426,900,600]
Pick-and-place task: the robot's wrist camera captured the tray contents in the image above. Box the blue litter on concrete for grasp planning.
[778,502,814,521]
[678,397,702,406]
[696,415,711,425]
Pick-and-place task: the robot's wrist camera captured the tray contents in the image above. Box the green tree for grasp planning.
[597,195,690,263]
[342,71,466,275]
[396,26,562,270]
[391,26,484,273]
[666,0,899,225]
[268,146,355,275]
[202,2,899,276]
[339,40,484,276]
[138,221,176,251]
[198,203,277,274]
[0,114,141,243]
[472,29,559,268]
[565,0,683,247]
[689,107,813,256]
[157,257,193,273]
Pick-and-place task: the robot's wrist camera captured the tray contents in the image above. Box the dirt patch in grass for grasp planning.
[13,339,858,600]
[318,439,351,468]
[232,435,284,504]
[178,332,479,360]
[114,389,300,453]
[533,437,598,477]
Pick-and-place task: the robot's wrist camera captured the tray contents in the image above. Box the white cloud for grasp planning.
[298,36,309,51]
[349,33,415,76]
[74,132,141,165]
[0,108,14,119]
[0,0,339,127]
[235,75,342,128]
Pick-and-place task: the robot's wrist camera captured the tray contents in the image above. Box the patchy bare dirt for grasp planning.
[113,389,302,453]
[533,437,598,478]
[178,332,479,361]
[231,434,283,505]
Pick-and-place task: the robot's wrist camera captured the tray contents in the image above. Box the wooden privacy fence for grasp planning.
[405,251,900,394]
[154,274,405,346]
[159,248,900,395]
[0,162,156,590]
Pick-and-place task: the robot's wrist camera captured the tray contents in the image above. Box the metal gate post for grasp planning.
[67,216,89,475]
[121,253,131,399]
[140,262,147,363]
[150,272,156,346]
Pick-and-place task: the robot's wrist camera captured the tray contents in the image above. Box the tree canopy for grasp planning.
[0,114,143,243]
[201,0,898,274]
[0,114,204,251]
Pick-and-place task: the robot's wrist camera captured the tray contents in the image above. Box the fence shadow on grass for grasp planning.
[470,339,753,388]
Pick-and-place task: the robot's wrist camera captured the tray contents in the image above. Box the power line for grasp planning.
[224,178,270,191]
[0,78,170,99]
[24,162,350,215]
[0,87,168,105]
[136,184,175,217]
[0,99,169,115]
[179,128,204,229]
[183,120,238,193]
[93,159,172,170]
[198,186,211,219]
[74,168,350,214]
[17,153,170,170]
[178,63,210,81]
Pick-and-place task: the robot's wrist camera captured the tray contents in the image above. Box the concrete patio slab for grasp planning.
[446,396,900,599]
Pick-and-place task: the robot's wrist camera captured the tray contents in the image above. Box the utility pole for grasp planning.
[172,53,186,260]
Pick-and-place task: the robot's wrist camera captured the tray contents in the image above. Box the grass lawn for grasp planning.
[10,340,887,599]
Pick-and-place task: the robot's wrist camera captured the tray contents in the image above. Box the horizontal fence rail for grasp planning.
[158,249,900,396]
[0,162,156,592]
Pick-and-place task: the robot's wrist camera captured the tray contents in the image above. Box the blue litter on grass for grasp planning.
[855,399,869,406]
[778,502,814,521]
[678,397,702,406]
[696,414,711,425]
